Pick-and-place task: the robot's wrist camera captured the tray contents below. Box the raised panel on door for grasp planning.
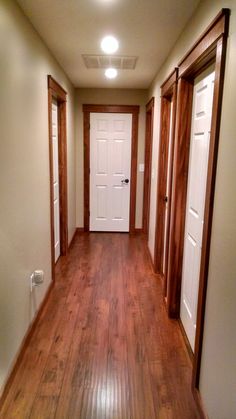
[181,234,201,327]
[111,186,124,221]
[96,139,108,175]
[112,140,125,175]
[90,113,132,231]
[180,68,215,351]
[52,100,60,262]
[96,185,108,220]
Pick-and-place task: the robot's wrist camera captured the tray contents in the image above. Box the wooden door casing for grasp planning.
[52,100,61,261]
[48,76,68,279]
[143,98,154,236]
[83,105,139,234]
[154,69,178,298]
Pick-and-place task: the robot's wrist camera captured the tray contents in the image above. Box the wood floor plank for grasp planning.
[29,272,86,418]
[135,245,199,418]
[121,237,157,419]
[106,237,130,419]
[0,233,201,419]
[54,236,105,418]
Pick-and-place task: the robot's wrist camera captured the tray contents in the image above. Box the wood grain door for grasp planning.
[180,69,215,350]
[90,113,132,232]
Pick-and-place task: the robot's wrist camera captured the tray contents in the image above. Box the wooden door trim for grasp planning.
[48,75,68,281]
[143,97,154,236]
[178,9,229,78]
[83,104,139,234]
[154,69,178,296]
[164,8,229,401]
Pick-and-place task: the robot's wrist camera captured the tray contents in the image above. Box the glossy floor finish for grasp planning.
[0,233,200,418]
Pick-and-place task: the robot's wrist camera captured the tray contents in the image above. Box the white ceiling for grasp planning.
[16,0,200,89]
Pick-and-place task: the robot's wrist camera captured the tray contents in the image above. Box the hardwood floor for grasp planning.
[0,233,200,418]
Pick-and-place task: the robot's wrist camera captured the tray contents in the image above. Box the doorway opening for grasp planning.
[90,112,132,232]
[83,104,139,234]
[48,76,68,280]
[154,70,178,297]
[180,67,215,352]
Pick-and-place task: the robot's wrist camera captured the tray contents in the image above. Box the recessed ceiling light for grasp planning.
[105,68,118,79]
[101,36,119,54]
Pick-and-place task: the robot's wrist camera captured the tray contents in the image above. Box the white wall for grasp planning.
[148,1,236,417]
[0,0,76,392]
[75,88,148,229]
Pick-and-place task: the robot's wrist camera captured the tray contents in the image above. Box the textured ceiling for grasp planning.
[16,0,200,88]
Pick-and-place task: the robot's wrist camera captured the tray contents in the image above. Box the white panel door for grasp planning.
[52,99,60,262]
[180,69,215,351]
[90,113,132,231]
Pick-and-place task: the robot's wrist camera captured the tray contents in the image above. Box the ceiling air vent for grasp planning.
[82,55,138,70]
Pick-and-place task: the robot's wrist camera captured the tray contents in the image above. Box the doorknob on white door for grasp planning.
[121,178,129,184]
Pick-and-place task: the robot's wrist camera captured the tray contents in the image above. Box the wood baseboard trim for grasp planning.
[177,320,207,419]
[145,241,155,273]
[0,280,54,407]
[160,273,165,292]
[77,227,85,233]
[68,228,85,250]
[134,228,143,234]
[70,228,77,243]
[193,387,209,419]
[178,319,194,363]
[68,229,78,250]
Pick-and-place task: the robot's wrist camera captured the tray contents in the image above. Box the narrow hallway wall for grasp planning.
[148,1,236,417]
[0,0,76,392]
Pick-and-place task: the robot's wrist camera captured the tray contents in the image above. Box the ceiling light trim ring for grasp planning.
[105,67,118,79]
[101,35,119,54]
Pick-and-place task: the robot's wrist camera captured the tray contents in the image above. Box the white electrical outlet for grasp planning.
[30,270,44,292]
[139,163,145,172]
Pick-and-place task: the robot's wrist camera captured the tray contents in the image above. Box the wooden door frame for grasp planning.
[154,69,178,297]
[48,75,68,281]
[164,9,229,409]
[83,104,139,234]
[142,98,154,236]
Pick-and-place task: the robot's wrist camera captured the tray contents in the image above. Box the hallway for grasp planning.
[0,233,199,419]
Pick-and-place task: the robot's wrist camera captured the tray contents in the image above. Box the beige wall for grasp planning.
[148,1,236,418]
[0,0,76,391]
[75,88,148,229]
